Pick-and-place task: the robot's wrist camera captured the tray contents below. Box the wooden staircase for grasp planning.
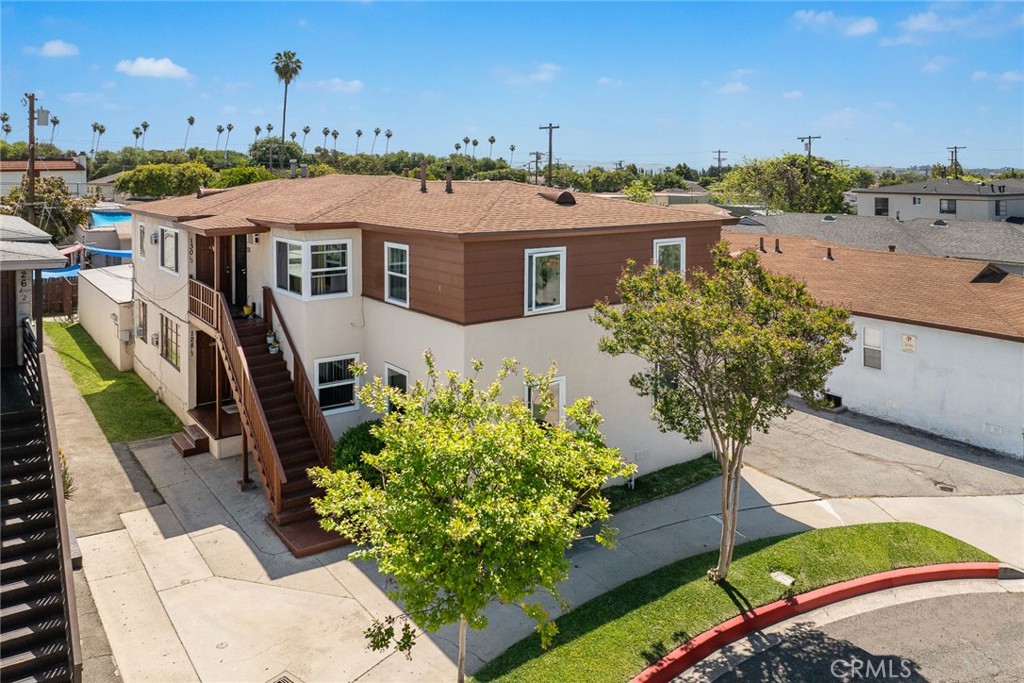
[171,424,210,457]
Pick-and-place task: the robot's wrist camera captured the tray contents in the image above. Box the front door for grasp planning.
[1,271,17,367]
[195,235,215,288]
[194,330,218,406]
[233,235,248,308]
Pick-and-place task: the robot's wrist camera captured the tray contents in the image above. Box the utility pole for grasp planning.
[713,149,727,176]
[797,134,821,196]
[25,93,37,225]
[538,122,559,186]
[530,151,544,185]
[946,145,965,179]
[615,160,624,171]
[836,159,849,167]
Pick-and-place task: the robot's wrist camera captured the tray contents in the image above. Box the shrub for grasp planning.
[333,419,383,485]
[212,165,275,188]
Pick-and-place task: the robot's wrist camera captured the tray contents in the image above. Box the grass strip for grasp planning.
[44,321,182,442]
[475,523,995,683]
[605,453,720,513]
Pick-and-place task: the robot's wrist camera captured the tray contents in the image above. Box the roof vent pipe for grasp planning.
[445,164,453,194]
[888,245,896,252]
[300,163,308,178]
[289,159,297,179]
[758,237,767,253]
[825,247,834,261]
[774,238,782,254]
[420,160,428,193]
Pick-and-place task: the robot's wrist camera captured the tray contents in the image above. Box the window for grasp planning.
[863,326,882,370]
[653,238,686,274]
[316,354,359,413]
[138,225,146,258]
[874,197,889,217]
[912,197,922,206]
[275,239,351,299]
[525,247,566,315]
[385,242,409,307]
[160,227,178,273]
[996,200,1007,217]
[527,376,566,424]
[137,301,148,344]
[939,199,957,214]
[385,363,409,412]
[160,314,180,369]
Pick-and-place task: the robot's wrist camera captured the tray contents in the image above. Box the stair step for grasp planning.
[1,489,55,516]
[0,551,60,582]
[1,472,52,498]
[0,408,43,427]
[0,593,65,629]
[0,425,46,445]
[1,509,56,537]
[283,463,316,480]
[0,449,50,473]
[281,477,319,496]
[184,424,209,442]
[171,432,209,458]
[3,657,71,683]
[274,505,316,526]
[0,636,69,680]
[1,529,59,561]
[0,571,62,608]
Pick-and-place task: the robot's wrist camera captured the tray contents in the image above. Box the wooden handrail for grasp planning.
[24,321,83,682]
[263,286,334,467]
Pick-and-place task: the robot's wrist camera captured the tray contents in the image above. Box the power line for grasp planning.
[712,149,727,175]
[946,145,966,178]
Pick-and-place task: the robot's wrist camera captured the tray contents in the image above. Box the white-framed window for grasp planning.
[526,376,566,424]
[275,238,351,300]
[939,199,957,214]
[653,238,686,274]
[385,242,410,307]
[912,196,922,206]
[138,224,146,259]
[160,314,180,369]
[316,354,359,413]
[996,200,1007,217]
[159,226,179,274]
[385,363,409,413]
[524,247,566,315]
[863,326,882,370]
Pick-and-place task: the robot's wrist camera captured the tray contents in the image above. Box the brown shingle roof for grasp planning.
[133,175,737,236]
[724,230,1024,342]
[0,159,86,172]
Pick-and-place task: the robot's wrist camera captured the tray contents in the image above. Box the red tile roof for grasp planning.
[724,230,1024,342]
[132,175,738,236]
[0,159,86,172]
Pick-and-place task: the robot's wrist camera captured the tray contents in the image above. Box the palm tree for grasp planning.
[132,127,143,148]
[290,131,297,144]
[463,136,471,155]
[472,138,479,158]
[2,123,12,141]
[355,129,363,153]
[216,125,225,150]
[301,125,311,152]
[0,112,9,127]
[488,135,496,158]
[184,116,195,149]
[509,144,516,167]
[331,129,339,152]
[384,129,393,154]
[1,113,11,143]
[90,121,99,153]
[266,122,273,138]
[322,127,330,149]
[371,127,381,154]
[254,125,262,144]
[96,124,106,151]
[49,116,60,145]
[454,142,462,154]
[140,120,150,149]
[225,123,234,154]
[272,50,302,144]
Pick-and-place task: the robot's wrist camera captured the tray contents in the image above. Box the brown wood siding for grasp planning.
[362,230,466,321]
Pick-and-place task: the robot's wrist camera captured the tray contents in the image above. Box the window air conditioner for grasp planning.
[151,333,160,345]
[135,326,145,338]
[119,330,132,343]
[150,233,159,244]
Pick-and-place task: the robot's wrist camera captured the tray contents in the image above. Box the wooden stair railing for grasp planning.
[188,279,287,515]
[263,286,334,468]
[22,320,83,683]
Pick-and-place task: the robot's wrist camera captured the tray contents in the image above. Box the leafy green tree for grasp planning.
[849,167,876,189]
[0,175,97,239]
[211,165,276,188]
[1,141,75,160]
[711,154,854,213]
[114,161,216,198]
[311,353,633,683]
[623,178,654,203]
[306,161,337,177]
[593,243,853,581]
[248,137,304,167]
[272,50,302,144]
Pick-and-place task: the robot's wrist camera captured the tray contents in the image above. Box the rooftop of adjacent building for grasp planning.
[0,157,88,172]
[853,178,1024,197]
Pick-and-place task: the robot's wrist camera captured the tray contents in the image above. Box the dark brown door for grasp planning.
[233,235,248,307]
[218,237,231,297]
[194,330,217,406]
[1,271,17,367]
[195,235,215,287]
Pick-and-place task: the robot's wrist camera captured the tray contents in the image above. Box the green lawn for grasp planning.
[605,453,720,513]
[475,523,995,683]
[44,321,182,442]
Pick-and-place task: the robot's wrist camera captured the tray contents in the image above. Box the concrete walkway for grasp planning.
[48,336,1024,681]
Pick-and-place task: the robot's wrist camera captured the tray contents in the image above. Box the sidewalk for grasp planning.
[47,334,1024,681]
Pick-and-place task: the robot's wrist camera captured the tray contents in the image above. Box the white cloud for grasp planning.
[718,81,749,95]
[902,11,944,32]
[998,71,1023,82]
[972,70,1023,88]
[499,62,561,86]
[24,39,79,57]
[886,5,1024,45]
[783,90,803,99]
[116,57,190,79]
[304,78,364,93]
[794,10,877,36]
[921,56,950,73]
[972,70,989,81]
[597,76,623,87]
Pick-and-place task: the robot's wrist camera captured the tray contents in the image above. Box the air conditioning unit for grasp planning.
[246,234,260,245]
[151,333,160,345]
[119,329,132,343]
[135,326,145,338]
[150,233,159,244]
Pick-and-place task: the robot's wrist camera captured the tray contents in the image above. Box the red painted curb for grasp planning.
[630,562,1000,683]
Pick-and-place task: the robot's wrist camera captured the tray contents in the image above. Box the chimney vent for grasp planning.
[300,163,308,178]
[888,244,896,252]
[774,238,782,254]
[420,160,428,193]
[445,164,453,194]
[824,247,834,261]
[758,237,767,253]
[289,159,298,179]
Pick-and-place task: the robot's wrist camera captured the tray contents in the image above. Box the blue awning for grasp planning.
[85,246,132,259]
[41,264,81,279]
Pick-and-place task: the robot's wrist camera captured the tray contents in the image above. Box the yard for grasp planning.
[44,321,181,442]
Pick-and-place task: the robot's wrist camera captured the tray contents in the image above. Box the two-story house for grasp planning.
[854,178,1024,222]
[0,155,89,198]
[128,173,738,554]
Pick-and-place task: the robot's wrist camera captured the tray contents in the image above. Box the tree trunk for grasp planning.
[281,83,288,146]
[709,442,745,582]
[456,614,467,683]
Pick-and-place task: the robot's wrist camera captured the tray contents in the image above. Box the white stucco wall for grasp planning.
[78,268,134,371]
[825,315,1024,458]
[857,192,1024,221]
[0,169,88,197]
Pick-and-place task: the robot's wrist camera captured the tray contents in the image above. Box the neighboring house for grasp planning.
[0,215,83,681]
[732,213,1024,275]
[0,155,89,198]
[78,264,135,371]
[128,173,738,554]
[86,173,123,201]
[726,230,1024,458]
[854,178,1024,221]
[597,182,714,206]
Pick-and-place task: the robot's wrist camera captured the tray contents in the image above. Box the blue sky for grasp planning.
[2,1,1022,170]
